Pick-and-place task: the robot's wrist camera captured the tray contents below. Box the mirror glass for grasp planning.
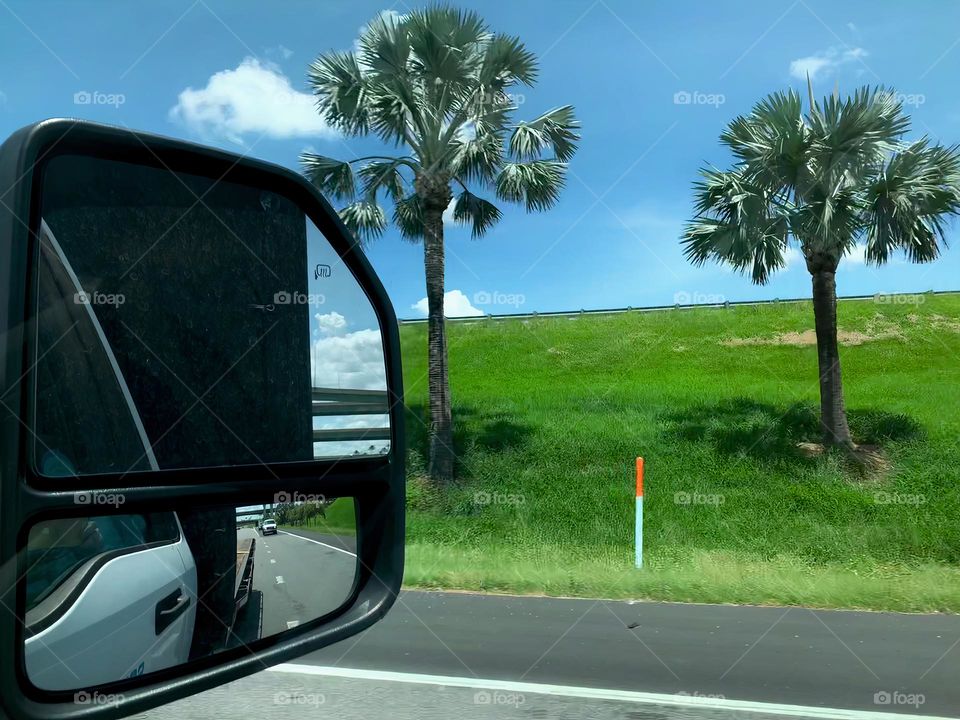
[32,153,390,477]
[22,496,358,691]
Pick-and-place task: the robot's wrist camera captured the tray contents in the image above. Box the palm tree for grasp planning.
[682,83,960,451]
[302,7,579,483]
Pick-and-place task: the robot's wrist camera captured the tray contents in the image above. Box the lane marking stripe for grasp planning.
[265,664,950,720]
[277,529,357,557]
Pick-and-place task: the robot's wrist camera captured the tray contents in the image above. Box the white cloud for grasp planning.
[411,289,484,317]
[267,44,293,60]
[311,327,386,390]
[315,311,347,334]
[789,46,868,81]
[169,57,335,144]
[311,327,389,456]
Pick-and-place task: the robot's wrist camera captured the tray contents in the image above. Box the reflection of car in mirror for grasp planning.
[24,513,197,690]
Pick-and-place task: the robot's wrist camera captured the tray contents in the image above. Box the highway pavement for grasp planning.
[135,585,960,720]
[235,526,357,639]
[138,535,960,719]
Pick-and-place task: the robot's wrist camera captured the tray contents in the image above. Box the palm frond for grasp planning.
[509,106,580,162]
[452,130,504,183]
[392,193,425,241]
[338,201,387,242]
[358,159,409,202]
[405,6,487,86]
[307,52,370,135]
[477,33,538,87]
[452,189,503,238]
[495,160,566,211]
[862,139,960,263]
[300,153,356,201]
[682,169,791,284]
[356,11,411,79]
[808,86,911,186]
[721,90,812,193]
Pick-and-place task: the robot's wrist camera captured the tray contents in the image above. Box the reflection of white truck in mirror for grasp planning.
[24,513,256,690]
[23,222,258,690]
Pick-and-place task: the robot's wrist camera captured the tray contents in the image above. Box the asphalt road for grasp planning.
[235,526,357,639]
[134,667,847,720]
[134,587,959,720]
[302,591,959,716]
[137,535,960,720]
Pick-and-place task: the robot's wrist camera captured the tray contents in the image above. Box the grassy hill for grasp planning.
[399,293,960,612]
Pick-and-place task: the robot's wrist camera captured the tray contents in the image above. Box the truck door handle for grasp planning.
[155,589,191,635]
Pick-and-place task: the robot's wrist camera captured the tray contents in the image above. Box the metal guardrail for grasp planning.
[397,290,959,325]
[312,387,389,443]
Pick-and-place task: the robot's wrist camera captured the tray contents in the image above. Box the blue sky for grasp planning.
[2,0,959,318]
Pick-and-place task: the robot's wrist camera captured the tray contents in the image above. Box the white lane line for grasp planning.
[275,576,284,585]
[266,664,950,720]
[270,558,277,564]
[277,529,357,557]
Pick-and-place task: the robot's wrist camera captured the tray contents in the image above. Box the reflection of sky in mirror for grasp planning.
[306,221,389,457]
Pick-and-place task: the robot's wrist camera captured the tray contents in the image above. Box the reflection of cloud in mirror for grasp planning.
[315,311,347,335]
[310,328,386,390]
[310,319,389,457]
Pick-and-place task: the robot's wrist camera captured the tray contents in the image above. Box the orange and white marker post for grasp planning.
[635,457,644,568]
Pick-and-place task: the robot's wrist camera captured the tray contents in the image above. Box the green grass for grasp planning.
[285,498,357,536]
[399,293,960,612]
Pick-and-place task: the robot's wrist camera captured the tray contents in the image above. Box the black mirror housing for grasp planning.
[0,119,405,720]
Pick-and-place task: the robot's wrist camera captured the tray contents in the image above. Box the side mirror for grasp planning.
[0,120,405,719]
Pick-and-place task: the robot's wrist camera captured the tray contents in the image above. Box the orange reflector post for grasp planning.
[635,457,644,568]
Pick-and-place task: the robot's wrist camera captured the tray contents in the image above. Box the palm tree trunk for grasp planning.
[810,268,854,449]
[419,185,454,484]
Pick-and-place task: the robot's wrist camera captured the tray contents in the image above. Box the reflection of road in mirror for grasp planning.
[23,503,358,691]
[229,526,357,644]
